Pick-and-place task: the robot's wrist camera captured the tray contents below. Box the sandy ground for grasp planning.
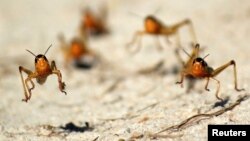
[0,0,250,140]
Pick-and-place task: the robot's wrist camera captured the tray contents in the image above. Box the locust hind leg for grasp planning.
[185,19,197,45]
[155,35,164,51]
[126,31,146,54]
[177,19,197,45]
[171,19,197,46]
[211,60,244,92]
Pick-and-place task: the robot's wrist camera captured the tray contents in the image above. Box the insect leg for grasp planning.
[24,73,38,101]
[155,35,164,51]
[211,77,222,101]
[176,72,186,88]
[211,60,244,91]
[19,66,35,102]
[51,61,67,95]
[126,30,146,53]
[205,77,210,91]
[172,19,197,44]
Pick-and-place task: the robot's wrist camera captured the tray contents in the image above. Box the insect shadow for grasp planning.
[60,122,94,133]
[213,97,230,108]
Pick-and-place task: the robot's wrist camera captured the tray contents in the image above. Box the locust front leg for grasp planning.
[51,61,67,95]
[24,73,38,102]
[19,66,36,102]
[176,72,186,88]
[211,77,222,101]
[205,77,210,91]
[205,76,223,101]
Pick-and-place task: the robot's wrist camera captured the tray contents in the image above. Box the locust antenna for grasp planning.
[44,44,52,55]
[26,49,36,57]
[182,48,191,57]
[153,7,161,15]
[203,54,210,59]
[128,11,143,19]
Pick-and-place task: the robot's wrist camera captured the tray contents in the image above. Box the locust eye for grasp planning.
[193,58,207,67]
[35,54,47,63]
[201,61,207,67]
